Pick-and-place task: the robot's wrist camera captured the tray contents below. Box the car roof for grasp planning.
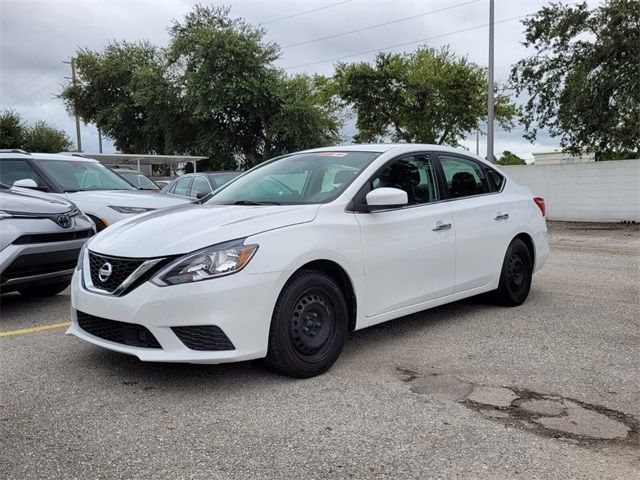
[0,151,99,163]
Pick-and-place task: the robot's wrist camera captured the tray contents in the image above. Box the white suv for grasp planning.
[68,144,549,378]
[0,150,190,231]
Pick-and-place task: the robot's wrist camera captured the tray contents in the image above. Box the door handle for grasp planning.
[494,213,509,221]
[432,222,452,232]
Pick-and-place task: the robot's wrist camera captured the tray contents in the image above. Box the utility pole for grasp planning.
[68,57,82,152]
[98,127,103,153]
[476,129,480,156]
[487,0,495,163]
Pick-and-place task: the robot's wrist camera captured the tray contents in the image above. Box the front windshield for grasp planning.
[119,171,159,190]
[32,159,135,192]
[208,151,380,205]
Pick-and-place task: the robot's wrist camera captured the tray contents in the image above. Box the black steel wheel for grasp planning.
[492,238,533,306]
[266,270,348,378]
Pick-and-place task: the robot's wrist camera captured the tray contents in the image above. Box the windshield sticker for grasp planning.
[316,152,348,157]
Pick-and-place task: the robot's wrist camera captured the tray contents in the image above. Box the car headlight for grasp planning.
[109,206,155,214]
[151,239,258,286]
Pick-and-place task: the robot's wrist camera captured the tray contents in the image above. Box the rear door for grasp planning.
[436,153,512,292]
[355,153,455,319]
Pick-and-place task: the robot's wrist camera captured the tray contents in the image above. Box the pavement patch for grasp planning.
[399,367,639,448]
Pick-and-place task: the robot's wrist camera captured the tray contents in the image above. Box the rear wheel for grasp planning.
[18,281,69,297]
[265,270,348,378]
[491,238,533,306]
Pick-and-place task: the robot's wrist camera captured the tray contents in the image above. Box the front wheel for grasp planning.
[18,281,69,298]
[491,238,533,306]
[265,270,348,378]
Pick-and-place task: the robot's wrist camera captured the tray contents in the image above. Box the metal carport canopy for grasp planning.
[80,153,208,177]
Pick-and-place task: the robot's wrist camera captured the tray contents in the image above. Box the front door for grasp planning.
[355,154,456,318]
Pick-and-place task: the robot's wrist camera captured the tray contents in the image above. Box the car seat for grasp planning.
[450,171,477,198]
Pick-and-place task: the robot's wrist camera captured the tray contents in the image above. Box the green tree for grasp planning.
[168,5,341,169]
[496,150,525,165]
[510,0,640,159]
[22,121,72,153]
[60,41,183,155]
[332,46,516,145]
[61,5,342,170]
[0,110,25,149]
[0,110,72,152]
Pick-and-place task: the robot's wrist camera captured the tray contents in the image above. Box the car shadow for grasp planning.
[68,295,501,393]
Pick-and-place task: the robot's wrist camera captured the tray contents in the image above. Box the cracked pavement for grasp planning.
[1,222,639,479]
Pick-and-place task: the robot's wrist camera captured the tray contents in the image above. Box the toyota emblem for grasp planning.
[56,214,71,228]
[98,262,113,282]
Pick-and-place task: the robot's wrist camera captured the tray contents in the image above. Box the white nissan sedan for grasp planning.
[68,144,548,378]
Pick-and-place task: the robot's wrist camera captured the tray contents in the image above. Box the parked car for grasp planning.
[161,172,241,200]
[68,144,548,377]
[154,179,171,188]
[109,166,160,191]
[0,182,94,297]
[0,150,190,232]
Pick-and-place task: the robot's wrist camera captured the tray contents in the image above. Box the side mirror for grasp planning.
[13,178,39,189]
[364,187,408,211]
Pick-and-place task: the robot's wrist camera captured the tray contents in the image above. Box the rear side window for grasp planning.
[438,154,491,199]
[485,167,505,191]
[0,159,48,189]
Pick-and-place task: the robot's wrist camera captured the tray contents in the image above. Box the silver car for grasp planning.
[0,183,95,297]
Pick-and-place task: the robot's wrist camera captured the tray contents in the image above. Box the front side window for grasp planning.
[439,154,491,198]
[0,159,48,189]
[370,155,440,205]
[191,176,212,197]
[32,159,135,192]
[209,151,380,205]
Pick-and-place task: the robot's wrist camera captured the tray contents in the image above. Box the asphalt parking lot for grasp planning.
[1,222,638,479]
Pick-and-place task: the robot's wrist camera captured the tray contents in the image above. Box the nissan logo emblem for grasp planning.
[56,214,71,228]
[98,262,113,283]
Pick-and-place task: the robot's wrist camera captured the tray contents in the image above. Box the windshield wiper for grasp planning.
[225,200,282,206]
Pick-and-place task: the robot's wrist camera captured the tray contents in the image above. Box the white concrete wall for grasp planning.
[501,160,640,222]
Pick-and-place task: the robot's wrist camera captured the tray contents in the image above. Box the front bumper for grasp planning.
[67,268,287,363]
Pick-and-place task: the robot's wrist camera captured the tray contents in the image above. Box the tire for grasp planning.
[265,270,348,378]
[491,238,533,307]
[17,281,69,298]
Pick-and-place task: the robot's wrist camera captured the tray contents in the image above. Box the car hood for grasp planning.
[88,203,320,257]
[65,190,190,208]
[0,186,75,214]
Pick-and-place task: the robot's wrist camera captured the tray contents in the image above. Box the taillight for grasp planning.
[533,197,545,217]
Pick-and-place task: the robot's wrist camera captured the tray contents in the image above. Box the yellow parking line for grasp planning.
[0,321,71,337]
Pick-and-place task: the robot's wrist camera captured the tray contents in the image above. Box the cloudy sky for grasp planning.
[1,0,600,160]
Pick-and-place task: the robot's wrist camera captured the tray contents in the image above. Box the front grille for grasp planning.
[13,229,93,245]
[1,249,80,282]
[172,325,235,351]
[77,311,161,349]
[88,252,145,293]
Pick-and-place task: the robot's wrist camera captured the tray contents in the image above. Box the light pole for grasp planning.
[487,0,495,162]
[64,58,82,152]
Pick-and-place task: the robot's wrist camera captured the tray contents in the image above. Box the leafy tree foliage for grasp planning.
[0,110,72,152]
[0,110,25,149]
[510,0,640,158]
[496,150,525,165]
[61,6,342,170]
[332,47,516,145]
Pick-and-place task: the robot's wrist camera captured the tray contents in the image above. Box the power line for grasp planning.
[283,14,529,70]
[282,0,479,49]
[1,62,63,97]
[21,97,59,115]
[260,0,353,26]
[7,80,61,108]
